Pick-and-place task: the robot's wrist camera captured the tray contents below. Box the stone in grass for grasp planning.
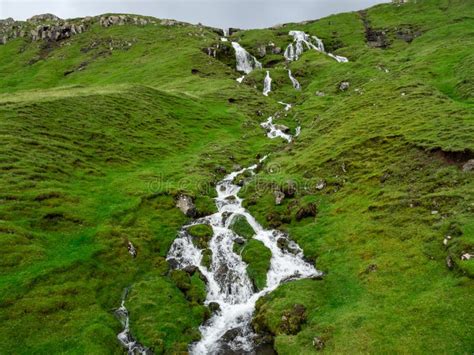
[274,190,285,205]
[187,224,213,249]
[295,202,317,221]
[281,180,297,197]
[229,214,255,239]
[313,336,325,350]
[176,194,196,217]
[462,159,474,172]
[339,81,350,91]
[279,304,307,335]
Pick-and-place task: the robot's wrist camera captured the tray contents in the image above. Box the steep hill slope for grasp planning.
[0,0,473,354]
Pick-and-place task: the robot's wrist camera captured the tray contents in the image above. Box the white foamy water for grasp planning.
[284,30,348,63]
[263,71,272,96]
[116,290,150,355]
[232,42,262,74]
[168,132,319,353]
[260,116,293,143]
[118,32,352,354]
[288,69,301,90]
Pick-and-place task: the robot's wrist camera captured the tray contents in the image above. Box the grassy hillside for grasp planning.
[0,0,473,353]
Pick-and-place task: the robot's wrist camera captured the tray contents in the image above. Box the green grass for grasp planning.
[0,0,473,353]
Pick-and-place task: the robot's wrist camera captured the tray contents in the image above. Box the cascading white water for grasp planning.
[118,31,352,354]
[236,75,246,83]
[260,116,293,143]
[232,42,263,74]
[288,69,301,90]
[284,30,349,63]
[263,71,272,96]
[116,289,150,355]
[167,109,319,353]
[278,101,292,111]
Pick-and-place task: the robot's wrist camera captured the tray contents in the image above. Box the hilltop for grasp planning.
[0,0,473,353]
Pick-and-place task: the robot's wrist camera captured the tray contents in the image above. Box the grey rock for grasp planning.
[313,336,325,350]
[446,255,454,270]
[462,159,474,172]
[176,194,197,217]
[208,302,221,313]
[234,237,246,245]
[339,81,350,91]
[256,44,267,57]
[274,124,290,133]
[27,13,61,22]
[274,190,285,205]
[272,46,282,54]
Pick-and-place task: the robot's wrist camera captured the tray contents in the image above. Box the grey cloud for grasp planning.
[1,0,387,29]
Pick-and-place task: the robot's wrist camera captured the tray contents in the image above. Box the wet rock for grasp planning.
[339,81,350,91]
[312,336,325,350]
[295,203,317,221]
[221,327,241,342]
[277,236,300,254]
[274,124,290,133]
[183,265,198,275]
[176,194,197,217]
[167,257,179,269]
[274,190,285,205]
[208,302,221,313]
[277,237,288,250]
[311,272,325,281]
[234,236,246,245]
[279,304,307,335]
[462,159,474,172]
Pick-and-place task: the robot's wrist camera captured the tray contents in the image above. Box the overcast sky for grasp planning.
[1,0,387,29]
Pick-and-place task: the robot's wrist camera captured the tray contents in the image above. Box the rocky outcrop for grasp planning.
[27,14,61,22]
[99,15,149,27]
[0,14,153,45]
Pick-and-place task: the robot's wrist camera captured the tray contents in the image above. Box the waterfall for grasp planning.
[168,112,319,353]
[285,30,349,63]
[284,43,295,61]
[231,42,262,74]
[263,71,272,96]
[260,116,293,143]
[116,289,150,355]
[288,69,301,90]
